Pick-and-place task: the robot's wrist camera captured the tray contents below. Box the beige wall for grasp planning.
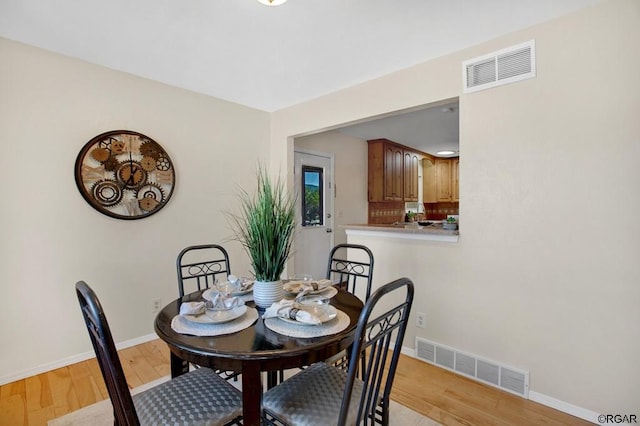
[0,38,269,381]
[294,131,368,246]
[272,0,640,415]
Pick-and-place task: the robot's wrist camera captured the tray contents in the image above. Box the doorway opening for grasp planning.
[293,149,334,280]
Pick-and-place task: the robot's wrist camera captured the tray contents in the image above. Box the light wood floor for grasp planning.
[0,339,590,426]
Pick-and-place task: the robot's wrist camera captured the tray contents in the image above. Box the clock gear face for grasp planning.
[75,130,175,219]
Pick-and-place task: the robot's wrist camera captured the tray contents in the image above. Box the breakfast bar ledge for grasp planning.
[343,224,459,243]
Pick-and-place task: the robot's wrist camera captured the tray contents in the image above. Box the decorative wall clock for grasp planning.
[74,130,175,219]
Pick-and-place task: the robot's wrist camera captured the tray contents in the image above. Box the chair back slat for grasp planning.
[338,277,414,425]
[76,281,140,426]
[326,244,374,300]
[176,244,231,297]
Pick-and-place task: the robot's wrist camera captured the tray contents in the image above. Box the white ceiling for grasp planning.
[0,0,598,153]
[337,101,460,156]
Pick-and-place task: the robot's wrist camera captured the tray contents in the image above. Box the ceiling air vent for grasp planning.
[463,40,536,93]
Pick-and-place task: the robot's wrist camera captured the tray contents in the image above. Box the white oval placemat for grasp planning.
[264,309,350,338]
[171,307,259,336]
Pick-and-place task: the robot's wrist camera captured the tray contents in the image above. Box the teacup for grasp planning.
[290,274,313,282]
[215,280,235,297]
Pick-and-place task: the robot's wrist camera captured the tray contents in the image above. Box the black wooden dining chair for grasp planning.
[324,243,375,371]
[176,244,240,381]
[326,243,374,301]
[262,277,414,426]
[176,244,231,297]
[279,244,375,380]
[75,280,243,426]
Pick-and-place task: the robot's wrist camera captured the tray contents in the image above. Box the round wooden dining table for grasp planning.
[154,288,364,426]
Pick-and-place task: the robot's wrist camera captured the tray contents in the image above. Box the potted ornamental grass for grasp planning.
[227,166,296,307]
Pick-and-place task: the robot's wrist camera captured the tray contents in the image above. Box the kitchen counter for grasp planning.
[343,223,459,243]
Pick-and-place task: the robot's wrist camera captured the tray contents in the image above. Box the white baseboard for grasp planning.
[528,391,598,424]
[0,333,158,386]
[401,345,416,357]
[401,344,598,424]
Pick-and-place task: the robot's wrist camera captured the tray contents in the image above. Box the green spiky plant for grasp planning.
[227,167,296,282]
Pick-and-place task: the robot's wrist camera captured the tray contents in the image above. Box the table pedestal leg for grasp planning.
[241,361,262,426]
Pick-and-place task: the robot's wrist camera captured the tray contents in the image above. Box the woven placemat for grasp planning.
[264,309,350,338]
[171,307,259,336]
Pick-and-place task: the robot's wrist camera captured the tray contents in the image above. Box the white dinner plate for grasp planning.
[278,304,337,325]
[283,280,333,296]
[183,305,247,324]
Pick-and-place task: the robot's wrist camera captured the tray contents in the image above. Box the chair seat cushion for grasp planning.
[262,362,364,426]
[133,367,242,426]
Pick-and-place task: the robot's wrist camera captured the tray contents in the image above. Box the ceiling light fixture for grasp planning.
[436,150,456,155]
[257,0,288,5]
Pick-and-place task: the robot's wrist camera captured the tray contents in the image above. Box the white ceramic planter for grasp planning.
[253,280,284,308]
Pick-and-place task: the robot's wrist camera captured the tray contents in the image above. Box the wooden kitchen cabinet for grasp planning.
[423,156,459,202]
[423,156,436,202]
[369,139,398,201]
[403,150,420,201]
[452,157,459,202]
[384,143,403,201]
[435,159,452,202]
[368,139,420,202]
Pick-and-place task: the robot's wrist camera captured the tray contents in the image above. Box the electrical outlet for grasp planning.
[416,312,426,328]
[152,298,162,314]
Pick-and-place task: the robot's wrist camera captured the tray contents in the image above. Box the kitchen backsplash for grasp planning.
[368,202,459,224]
[368,202,405,224]
[423,202,459,220]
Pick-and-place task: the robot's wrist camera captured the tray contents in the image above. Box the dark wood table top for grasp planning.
[154,288,364,426]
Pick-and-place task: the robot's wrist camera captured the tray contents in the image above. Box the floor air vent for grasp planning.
[415,337,529,398]
[463,40,536,93]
